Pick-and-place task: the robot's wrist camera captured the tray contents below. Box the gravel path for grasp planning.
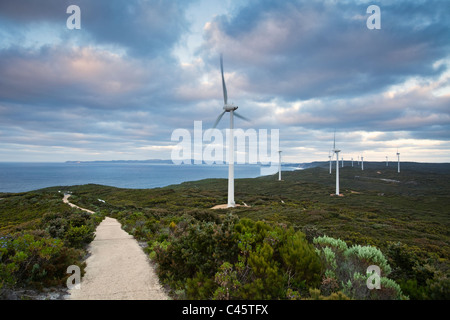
[64,199,168,300]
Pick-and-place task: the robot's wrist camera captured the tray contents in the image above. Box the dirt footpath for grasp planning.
[62,194,95,214]
[65,217,169,300]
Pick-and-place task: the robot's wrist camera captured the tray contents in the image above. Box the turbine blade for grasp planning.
[213,111,226,128]
[220,54,228,105]
[234,112,250,122]
[333,129,336,150]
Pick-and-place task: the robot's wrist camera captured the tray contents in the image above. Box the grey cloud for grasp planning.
[200,0,450,101]
[0,0,195,58]
[0,0,449,162]
[0,45,185,111]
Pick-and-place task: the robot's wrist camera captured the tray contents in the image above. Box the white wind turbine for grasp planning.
[333,131,341,196]
[397,149,400,173]
[213,54,249,208]
[278,150,282,181]
[328,151,332,174]
[361,155,364,170]
[386,156,389,166]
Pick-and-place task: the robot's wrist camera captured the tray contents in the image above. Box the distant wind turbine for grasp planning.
[361,156,364,171]
[213,54,249,207]
[329,151,332,174]
[386,156,389,167]
[278,150,282,181]
[351,157,354,167]
[333,131,341,196]
[342,156,344,168]
[397,149,400,173]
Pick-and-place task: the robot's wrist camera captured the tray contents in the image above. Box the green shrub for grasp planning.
[384,241,449,299]
[64,225,94,249]
[186,271,217,300]
[0,233,84,289]
[45,217,68,239]
[213,262,241,300]
[345,245,392,275]
[314,235,408,300]
[42,210,97,249]
[279,232,323,288]
[307,288,350,300]
[152,215,324,300]
[314,235,348,251]
[241,242,284,299]
[154,216,238,286]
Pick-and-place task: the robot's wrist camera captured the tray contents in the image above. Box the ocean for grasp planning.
[0,162,294,193]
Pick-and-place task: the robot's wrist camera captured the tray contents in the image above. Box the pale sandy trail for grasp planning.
[63,198,169,300]
[63,194,95,214]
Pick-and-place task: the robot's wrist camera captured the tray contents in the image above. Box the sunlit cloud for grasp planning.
[0,0,448,163]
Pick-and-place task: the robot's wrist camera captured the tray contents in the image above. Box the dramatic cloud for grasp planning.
[0,0,449,163]
[0,0,194,57]
[200,0,450,98]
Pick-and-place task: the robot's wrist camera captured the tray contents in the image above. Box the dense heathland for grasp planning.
[0,162,449,299]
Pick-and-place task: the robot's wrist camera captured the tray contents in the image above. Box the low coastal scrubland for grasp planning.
[1,162,448,299]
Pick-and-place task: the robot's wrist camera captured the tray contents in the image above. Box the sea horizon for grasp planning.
[0,161,302,194]
[2,160,449,194]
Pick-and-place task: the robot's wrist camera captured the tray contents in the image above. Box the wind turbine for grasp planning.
[397,149,400,173]
[278,150,282,181]
[351,157,354,167]
[213,54,249,207]
[386,156,388,167]
[341,156,344,168]
[329,151,332,174]
[361,156,364,170]
[333,131,341,196]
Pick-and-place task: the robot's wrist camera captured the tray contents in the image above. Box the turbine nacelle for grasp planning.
[223,104,238,112]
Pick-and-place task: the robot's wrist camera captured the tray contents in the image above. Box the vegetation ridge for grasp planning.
[0,162,449,299]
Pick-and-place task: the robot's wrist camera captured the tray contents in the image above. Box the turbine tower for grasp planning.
[351,157,354,167]
[213,54,249,208]
[333,131,340,196]
[386,156,388,166]
[278,150,282,181]
[329,152,332,174]
[342,156,344,168]
[361,156,364,171]
[397,149,400,173]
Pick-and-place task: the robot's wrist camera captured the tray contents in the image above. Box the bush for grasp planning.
[0,233,84,290]
[186,271,217,300]
[0,207,100,296]
[154,215,238,287]
[314,235,408,300]
[279,232,323,288]
[240,242,284,299]
[152,215,325,300]
[345,245,392,275]
[42,210,97,249]
[314,235,348,251]
[385,241,449,299]
[64,225,95,249]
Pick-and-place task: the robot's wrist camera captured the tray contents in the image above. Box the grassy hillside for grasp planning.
[1,162,449,299]
[0,191,69,234]
[49,162,448,258]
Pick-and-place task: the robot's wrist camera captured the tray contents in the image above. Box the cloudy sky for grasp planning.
[0,0,449,163]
